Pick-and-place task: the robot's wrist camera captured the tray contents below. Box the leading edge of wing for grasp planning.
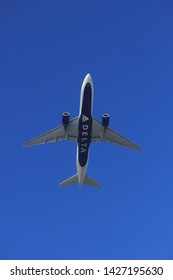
[92,118,142,152]
[24,117,78,147]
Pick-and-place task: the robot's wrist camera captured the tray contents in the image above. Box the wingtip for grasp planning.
[23,142,30,148]
[132,143,142,152]
[137,146,142,152]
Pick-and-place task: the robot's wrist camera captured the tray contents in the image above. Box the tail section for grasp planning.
[60,174,78,187]
[59,174,101,189]
[83,175,101,189]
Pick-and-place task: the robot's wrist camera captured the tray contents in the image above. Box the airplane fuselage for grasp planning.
[24,73,141,188]
[77,74,93,185]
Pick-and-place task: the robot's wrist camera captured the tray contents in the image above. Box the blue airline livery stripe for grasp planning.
[78,83,92,167]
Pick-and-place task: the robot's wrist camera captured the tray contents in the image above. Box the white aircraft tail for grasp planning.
[60,174,78,187]
[83,175,101,189]
[60,174,101,189]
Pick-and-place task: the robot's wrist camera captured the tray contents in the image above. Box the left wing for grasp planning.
[92,118,141,151]
[24,117,78,147]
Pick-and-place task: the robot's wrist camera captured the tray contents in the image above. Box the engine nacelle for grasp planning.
[62,112,70,126]
[102,113,110,127]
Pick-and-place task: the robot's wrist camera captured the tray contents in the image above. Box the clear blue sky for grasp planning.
[1,0,173,260]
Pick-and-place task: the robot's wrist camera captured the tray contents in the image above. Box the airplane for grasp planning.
[24,74,141,188]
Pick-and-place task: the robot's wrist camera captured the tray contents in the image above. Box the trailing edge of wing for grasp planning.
[92,118,141,151]
[24,117,78,147]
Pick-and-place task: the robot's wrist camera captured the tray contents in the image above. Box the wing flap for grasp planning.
[104,127,141,151]
[24,117,78,147]
[92,118,141,151]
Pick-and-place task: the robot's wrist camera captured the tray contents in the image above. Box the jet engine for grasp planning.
[62,112,70,126]
[102,113,110,127]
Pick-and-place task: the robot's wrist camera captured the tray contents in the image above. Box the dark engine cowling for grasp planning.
[102,113,110,127]
[62,112,70,126]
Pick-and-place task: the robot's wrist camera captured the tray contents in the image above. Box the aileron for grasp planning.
[92,118,141,151]
[24,117,78,147]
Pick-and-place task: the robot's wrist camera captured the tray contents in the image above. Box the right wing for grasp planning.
[92,118,141,151]
[24,117,78,147]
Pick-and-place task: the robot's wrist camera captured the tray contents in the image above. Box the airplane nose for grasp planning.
[85,73,92,84]
[86,73,91,80]
[86,73,91,79]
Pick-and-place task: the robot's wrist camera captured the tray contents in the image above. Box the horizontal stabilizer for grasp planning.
[59,174,101,189]
[60,174,78,187]
[84,175,101,189]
